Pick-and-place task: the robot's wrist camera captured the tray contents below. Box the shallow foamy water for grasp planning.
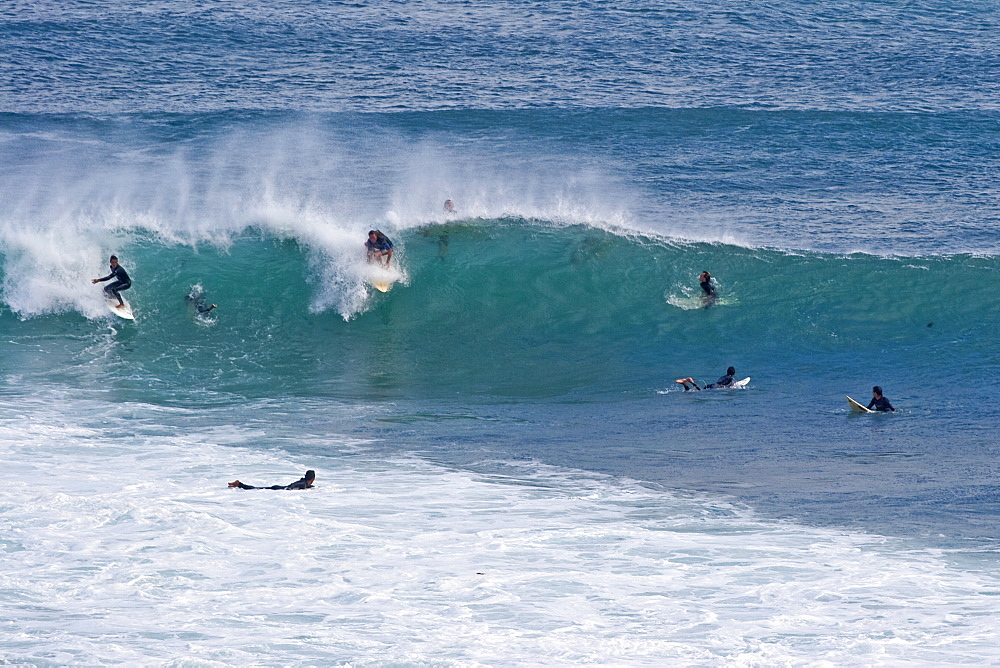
[2,398,998,666]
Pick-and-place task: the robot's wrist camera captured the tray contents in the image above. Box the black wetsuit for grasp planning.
[234,475,314,490]
[867,396,895,412]
[701,280,716,297]
[705,373,734,389]
[186,294,215,313]
[98,264,131,303]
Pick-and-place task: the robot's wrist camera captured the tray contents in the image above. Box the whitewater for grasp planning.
[2,0,1000,665]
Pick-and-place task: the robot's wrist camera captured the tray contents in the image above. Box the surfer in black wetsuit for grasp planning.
[92,255,131,308]
[866,386,895,412]
[186,286,217,314]
[229,470,315,490]
[675,366,736,391]
[699,271,716,307]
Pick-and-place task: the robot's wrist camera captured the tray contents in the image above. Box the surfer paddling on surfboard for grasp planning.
[366,230,394,267]
[676,366,740,391]
[229,470,316,490]
[92,255,131,309]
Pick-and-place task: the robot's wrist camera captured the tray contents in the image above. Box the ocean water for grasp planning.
[2,0,1000,665]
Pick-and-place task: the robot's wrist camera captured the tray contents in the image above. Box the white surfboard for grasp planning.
[106,297,135,320]
[846,395,873,413]
[367,265,400,293]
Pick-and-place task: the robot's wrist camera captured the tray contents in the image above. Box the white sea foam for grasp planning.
[1,396,998,666]
[0,122,637,322]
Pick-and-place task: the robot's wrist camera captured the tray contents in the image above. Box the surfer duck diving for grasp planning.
[186,285,217,315]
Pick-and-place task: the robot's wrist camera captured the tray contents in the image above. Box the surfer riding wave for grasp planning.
[91,255,131,308]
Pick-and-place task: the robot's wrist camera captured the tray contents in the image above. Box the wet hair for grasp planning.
[110,255,118,261]
[873,385,883,396]
[305,470,316,481]
[727,366,735,375]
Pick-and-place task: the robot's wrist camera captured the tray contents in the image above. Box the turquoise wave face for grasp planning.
[1,219,996,403]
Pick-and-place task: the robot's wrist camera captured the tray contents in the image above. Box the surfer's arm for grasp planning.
[94,265,125,283]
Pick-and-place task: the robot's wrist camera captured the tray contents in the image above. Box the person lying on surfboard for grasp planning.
[91,255,131,308]
[229,470,315,490]
[676,366,736,391]
[867,386,895,412]
[366,230,394,266]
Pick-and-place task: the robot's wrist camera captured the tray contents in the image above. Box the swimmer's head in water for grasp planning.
[727,367,735,376]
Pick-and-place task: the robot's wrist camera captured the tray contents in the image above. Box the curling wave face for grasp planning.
[1,218,996,403]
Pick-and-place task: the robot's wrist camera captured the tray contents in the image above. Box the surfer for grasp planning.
[699,271,716,307]
[866,386,895,412]
[229,470,315,490]
[444,199,456,214]
[366,230,394,266]
[91,255,131,308]
[675,366,737,391]
[186,287,217,314]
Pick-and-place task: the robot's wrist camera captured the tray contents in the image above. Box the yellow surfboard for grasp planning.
[367,266,399,293]
[846,395,873,413]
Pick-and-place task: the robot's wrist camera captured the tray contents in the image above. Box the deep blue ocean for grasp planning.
[2,1,999,664]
